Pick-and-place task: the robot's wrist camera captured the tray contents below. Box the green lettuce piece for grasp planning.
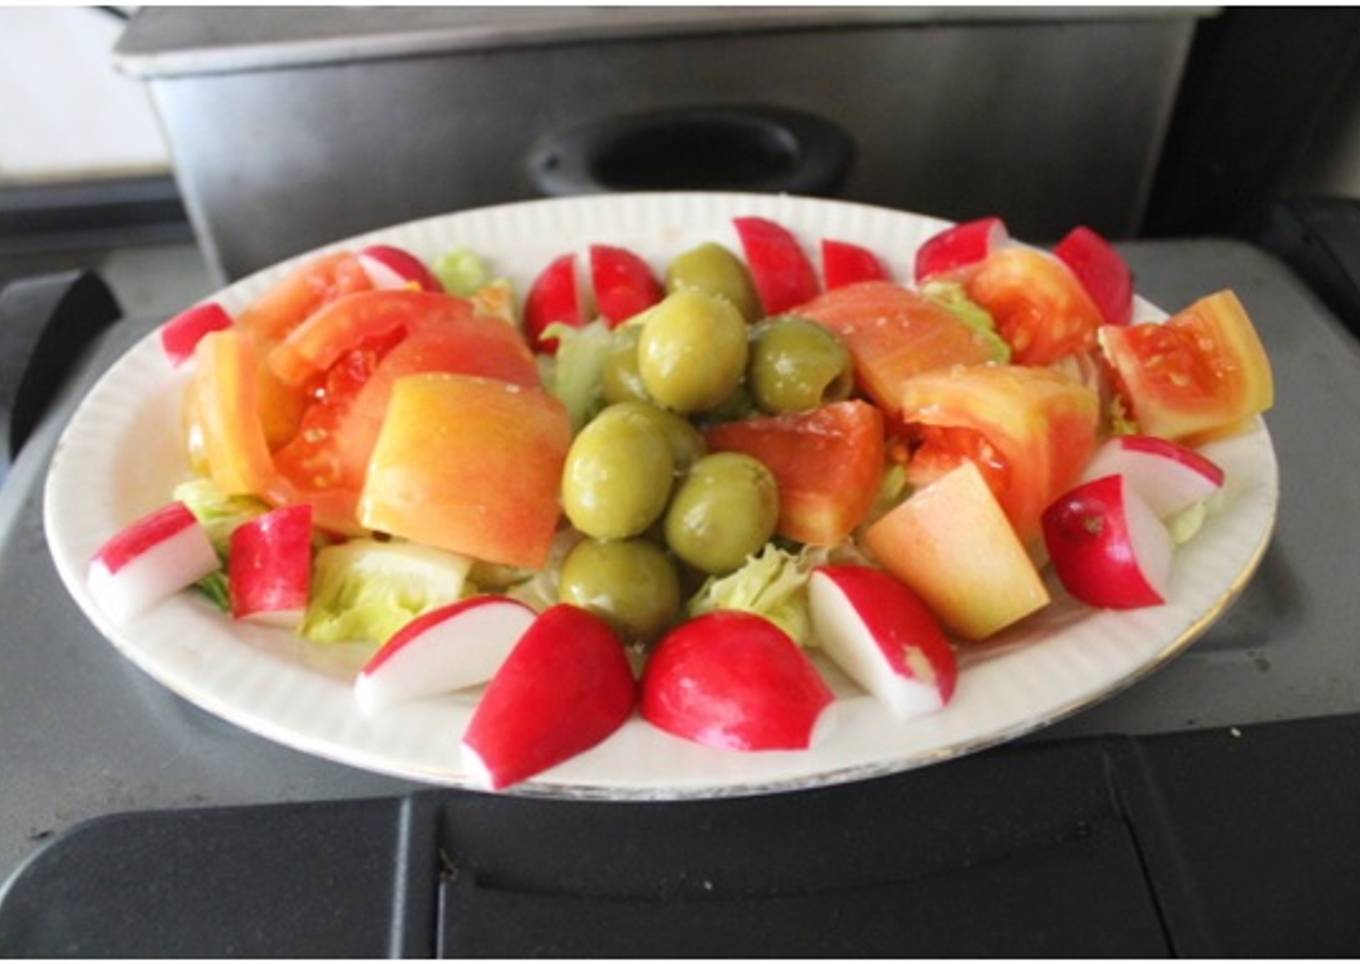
[864,462,912,527]
[302,539,471,646]
[505,529,584,613]
[172,479,270,557]
[687,543,833,647]
[1109,395,1139,436]
[433,248,490,298]
[194,570,232,612]
[921,280,1011,363]
[544,319,614,432]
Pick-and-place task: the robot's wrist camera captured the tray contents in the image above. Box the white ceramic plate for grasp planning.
[44,193,1278,799]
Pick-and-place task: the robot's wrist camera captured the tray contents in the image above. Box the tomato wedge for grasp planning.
[1098,290,1273,440]
[1055,226,1133,327]
[524,253,583,354]
[268,290,477,387]
[914,216,1008,283]
[238,251,372,344]
[590,244,663,326]
[821,239,888,289]
[898,365,1100,543]
[794,281,1002,414]
[965,246,1104,366]
[327,312,540,490]
[705,401,885,546]
[188,330,275,496]
[361,374,571,569]
[733,216,819,316]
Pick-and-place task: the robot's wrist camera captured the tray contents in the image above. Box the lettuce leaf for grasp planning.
[433,248,490,298]
[301,538,471,646]
[921,280,1011,363]
[544,319,614,432]
[172,478,269,557]
[687,543,833,646]
[194,570,231,612]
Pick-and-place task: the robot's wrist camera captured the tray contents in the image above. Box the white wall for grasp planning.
[0,7,170,184]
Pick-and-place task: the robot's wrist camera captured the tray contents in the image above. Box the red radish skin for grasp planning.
[733,217,820,315]
[358,245,443,293]
[161,304,234,367]
[822,239,889,289]
[1054,227,1134,327]
[914,217,1008,283]
[461,605,635,790]
[809,566,957,719]
[229,504,313,627]
[1042,474,1173,609]
[590,244,663,326]
[524,254,583,354]
[1081,435,1224,518]
[88,502,220,624]
[355,596,536,715]
[641,611,834,752]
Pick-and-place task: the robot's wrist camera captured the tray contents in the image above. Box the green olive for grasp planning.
[601,327,650,405]
[558,538,681,642]
[666,243,762,323]
[664,452,779,574]
[702,381,758,425]
[600,400,706,474]
[562,406,674,539]
[748,315,853,413]
[638,290,749,414]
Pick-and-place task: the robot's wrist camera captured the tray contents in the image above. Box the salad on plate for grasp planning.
[85,212,1275,791]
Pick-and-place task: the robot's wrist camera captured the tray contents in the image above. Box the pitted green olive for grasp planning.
[748,315,853,413]
[558,538,680,642]
[638,290,749,414]
[562,406,674,539]
[665,242,762,323]
[664,452,779,574]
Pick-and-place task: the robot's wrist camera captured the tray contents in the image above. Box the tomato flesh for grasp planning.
[1055,226,1133,327]
[966,247,1104,366]
[733,216,820,316]
[821,239,888,289]
[705,400,885,546]
[898,365,1100,543]
[1098,289,1273,440]
[268,290,476,387]
[238,251,372,344]
[794,281,1001,414]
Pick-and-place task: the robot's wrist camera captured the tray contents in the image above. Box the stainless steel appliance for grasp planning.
[115,7,1210,280]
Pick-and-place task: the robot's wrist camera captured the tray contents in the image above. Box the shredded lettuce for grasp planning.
[301,538,471,646]
[434,248,490,298]
[469,278,518,326]
[921,280,1011,363]
[1109,395,1139,436]
[505,529,584,613]
[194,570,232,612]
[687,543,834,646]
[1166,489,1227,546]
[173,479,269,557]
[544,319,614,432]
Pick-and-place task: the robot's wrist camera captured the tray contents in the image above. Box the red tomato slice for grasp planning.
[965,247,1104,366]
[268,290,476,387]
[898,365,1100,543]
[327,313,541,490]
[794,281,1002,414]
[238,251,372,344]
[1098,290,1273,440]
[821,239,888,289]
[1055,226,1133,327]
[188,330,276,497]
[524,253,583,354]
[914,216,1008,283]
[361,374,572,569]
[705,401,885,546]
[590,244,663,326]
[733,216,819,316]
